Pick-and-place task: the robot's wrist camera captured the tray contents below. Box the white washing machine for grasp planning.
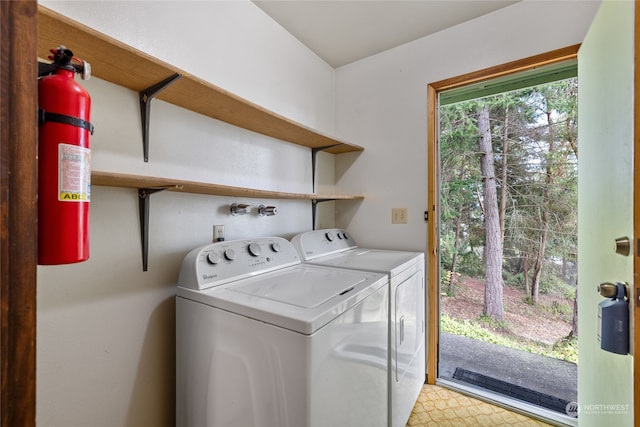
[176,237,389,427]
[291,229,425,427]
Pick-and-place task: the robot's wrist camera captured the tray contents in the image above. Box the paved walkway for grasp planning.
[439,332,577,404]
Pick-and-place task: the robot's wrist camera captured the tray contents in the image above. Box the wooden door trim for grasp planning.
[426,44,580,384]
[633,1,639,426]
[0,1,38,426]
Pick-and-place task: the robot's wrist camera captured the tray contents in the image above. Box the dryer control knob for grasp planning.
[248,243,262,257]
[224,248,236,261]
[270,242,281,252]
[325,232,334,242]
[207,252,221,265]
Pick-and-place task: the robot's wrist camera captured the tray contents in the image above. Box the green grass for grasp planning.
[441,314,578,364]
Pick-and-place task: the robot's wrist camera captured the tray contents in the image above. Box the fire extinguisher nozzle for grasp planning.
[49,47,74,67]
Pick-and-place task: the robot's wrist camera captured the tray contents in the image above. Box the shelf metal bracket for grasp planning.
[311,144,341,193]
[311,198,337,230]
[139,73,182,162]
[138,187,170,271]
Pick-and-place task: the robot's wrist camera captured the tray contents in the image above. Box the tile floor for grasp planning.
[406,385,551,426]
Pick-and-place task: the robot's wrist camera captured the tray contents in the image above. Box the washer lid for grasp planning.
[230,267,367,308]
[177,264,386,334]
[309,248,423,277]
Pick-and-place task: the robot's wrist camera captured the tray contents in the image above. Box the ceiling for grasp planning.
[252,0,520,68]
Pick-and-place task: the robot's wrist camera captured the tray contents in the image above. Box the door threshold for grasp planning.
[435,377,578,427]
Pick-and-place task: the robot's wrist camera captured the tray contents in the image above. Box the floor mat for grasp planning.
[407,384,551,426]
[452,367,571,415]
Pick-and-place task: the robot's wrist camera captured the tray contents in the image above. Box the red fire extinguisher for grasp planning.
[38,47,93,265]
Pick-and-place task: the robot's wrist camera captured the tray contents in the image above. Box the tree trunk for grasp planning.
[531,109,555,305]
[448,157,468,294]
[570,287,578,337]
[477,104,504,321]
[448,215,462,294]
[531,231,547,305]
[499,106,509,244]
[523,256,530,296]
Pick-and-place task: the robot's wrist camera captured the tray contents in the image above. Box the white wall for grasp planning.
[578,1,634,425]
[334,0,601,252]
[37,1,336,426]
[36,0,608,426]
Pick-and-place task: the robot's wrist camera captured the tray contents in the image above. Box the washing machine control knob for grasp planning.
[270,242,281,252]
[224,248,236,261]
[207,252,221,264]
[325,232,334,242]
[248,243,262,257]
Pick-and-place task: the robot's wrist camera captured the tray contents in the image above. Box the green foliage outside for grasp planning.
[439,77,579,360]
[441,314,578,364]
[440,80,578,297]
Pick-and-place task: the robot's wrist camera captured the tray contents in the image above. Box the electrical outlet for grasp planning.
[392,208,408,224]
[213,225,225,242]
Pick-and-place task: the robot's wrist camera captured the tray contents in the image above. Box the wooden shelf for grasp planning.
[37,5,363,155]
[92,171,364,201]
[38,6,365,271]
[93,171,363,272]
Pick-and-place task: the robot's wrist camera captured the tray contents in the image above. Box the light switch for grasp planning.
[392,208,408,224]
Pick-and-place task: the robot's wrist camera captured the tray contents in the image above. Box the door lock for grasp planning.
[598,282,628,299]
[614,236,630,256]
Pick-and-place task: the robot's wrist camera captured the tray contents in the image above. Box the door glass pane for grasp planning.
[437,74,578,421]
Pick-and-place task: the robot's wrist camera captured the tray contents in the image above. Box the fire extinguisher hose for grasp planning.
[38,108,94,134]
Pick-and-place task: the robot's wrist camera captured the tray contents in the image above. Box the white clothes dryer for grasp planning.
[291,229,425,427]
[176,237,389,427]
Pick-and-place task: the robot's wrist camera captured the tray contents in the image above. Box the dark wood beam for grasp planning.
[0,1,38,426]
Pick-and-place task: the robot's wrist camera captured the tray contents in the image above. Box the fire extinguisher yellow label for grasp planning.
[58,143,91,202]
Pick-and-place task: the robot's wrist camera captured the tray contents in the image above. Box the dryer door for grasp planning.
[392,267,425,427]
